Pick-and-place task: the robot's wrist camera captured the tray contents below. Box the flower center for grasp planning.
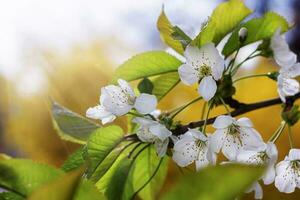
[196,139,206,148]
[228,124,239,135]
[199,64,212,77]
[290,160,300,177]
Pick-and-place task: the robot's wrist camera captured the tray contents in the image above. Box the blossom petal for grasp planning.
[198,76,217,101]
[239,127,263,148]
[178,64,199,85]
[222,134,240,160]
[200,43,224,80]
[155,138,169,157]
[118,79,135,97]
[236,117,253,128]
[149,123,172,141]
[275,162,297,193]
[195,146,210,171]
[288,148,300,160]
[210,129,226,153]
[101,85,133,115]
[134,93,157,114]
[86,105,116,124]
[246,182,263,200]
[172,136,198,167]
[265,142,278,164]
[236,149,258,164]
[132,117,154,126]
[271,30,297,68]
[136,127,156,143]
[184,45,203,66]
[281,78,299,96]
[284,63,300,78]
[253,182,263,199]
[186,129,207,141]
[263,165,276,185]
[213,115,234,129]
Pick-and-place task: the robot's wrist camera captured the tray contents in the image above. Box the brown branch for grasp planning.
[172,92,300,136]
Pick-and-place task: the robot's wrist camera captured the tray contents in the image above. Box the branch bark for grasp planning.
[172,92,300,136]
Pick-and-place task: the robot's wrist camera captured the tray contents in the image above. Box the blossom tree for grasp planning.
[1,0,300,199]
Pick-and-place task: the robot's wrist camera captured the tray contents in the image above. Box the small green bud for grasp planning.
[267,71,279,81]
[238,27,248,43]
[281,105,300,126]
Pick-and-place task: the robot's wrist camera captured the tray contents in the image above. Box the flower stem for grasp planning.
[269,121,286,143]
[233,73,270,83]
[128,112,144,117]
[171,96,202,119]
[287,125,294,148]
[230,50,260,75]
[202,102,213,134]
[200,102,207,120]
[219,97,231,115]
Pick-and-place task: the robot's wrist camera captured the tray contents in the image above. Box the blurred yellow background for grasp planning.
[0,0,300,199]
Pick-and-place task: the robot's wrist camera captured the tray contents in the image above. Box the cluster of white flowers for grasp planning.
[271,29,300,102]
[86,79,157,124]
[178,43,224,101]
[86,28,300,199]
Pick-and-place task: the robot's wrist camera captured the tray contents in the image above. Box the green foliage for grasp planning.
[28,167,105,200]
[193,0,252,47]
[171,26,192,50]
[61,147,85,172]
[138,78,154,94]
[131,147,169,200]
[105,158,134,200]
[223,12,289,56]
[112,51,182,84]
[51,101,100,144]
[157,9,187,54]
[0,192,24,200]
[0,159,63,197]
[152,72,180,100]
[214,74,236,104]
[161,164,264,200]
[85,126,124,181]
[282,105,300,126]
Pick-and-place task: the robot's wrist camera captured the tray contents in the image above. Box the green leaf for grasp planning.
[85,126,124,181]
[162,164,264,200]
[105,158,134,200]
[95,142,136,193]
[112,51,182,84]
[171,26,192,50]
[193,0,252,47]
[61,147,85,172]
[222,12,289,56]
[132,147,169,200]
[0,192,24,200]
[138,78,154,94]
[0,159,63,197]
[157,9,187,54]
[152,72,180,100]
[28,167,106,200]
[104,144,151,200]
[51,101,100,144]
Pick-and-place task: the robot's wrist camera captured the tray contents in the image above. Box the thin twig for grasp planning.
[172,92,300,136]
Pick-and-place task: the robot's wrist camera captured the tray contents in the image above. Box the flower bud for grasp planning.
[238,27,248,42]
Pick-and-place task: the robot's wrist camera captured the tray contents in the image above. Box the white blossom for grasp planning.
[132,116,172,157]
[271,30,300,102]
[210,115,263,160]
[172,129,216,170]
[178,43,225,101]
[237,142,278,199]
[275,148,300,193]
[86,79,157,124]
